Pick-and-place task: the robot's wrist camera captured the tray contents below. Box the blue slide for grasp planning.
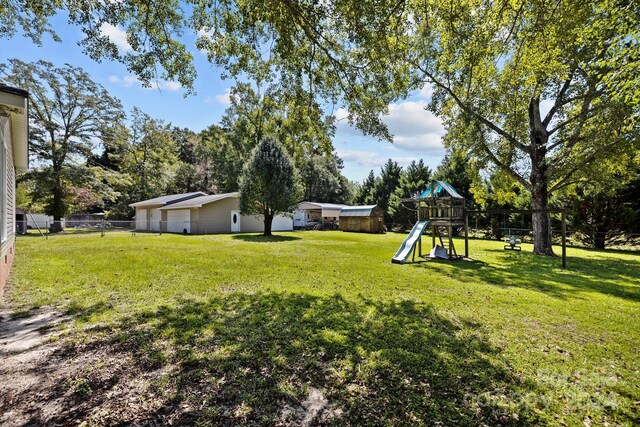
[391,221,429,264]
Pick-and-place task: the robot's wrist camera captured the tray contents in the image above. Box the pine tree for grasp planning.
[355,170,376,205]
[389,160,432,227]
[372,160,402,222]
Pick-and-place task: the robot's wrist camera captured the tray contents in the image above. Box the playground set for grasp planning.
[391,180,567,268]
[392,180,466,264]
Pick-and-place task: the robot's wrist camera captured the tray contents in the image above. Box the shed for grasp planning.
[156,192,293,234]
[293,202,348,229]
[339,205,385,233]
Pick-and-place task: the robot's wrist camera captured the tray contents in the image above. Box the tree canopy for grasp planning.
[0,59,123,230]
[4,1,639,250]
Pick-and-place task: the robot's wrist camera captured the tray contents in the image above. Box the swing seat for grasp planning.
[504,235,522,251]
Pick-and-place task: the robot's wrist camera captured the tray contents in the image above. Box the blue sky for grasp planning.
[0,14,448,182]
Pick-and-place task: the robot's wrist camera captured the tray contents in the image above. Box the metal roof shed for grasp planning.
[339,205,385,233]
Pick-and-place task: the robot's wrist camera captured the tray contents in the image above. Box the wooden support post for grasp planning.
[432,224,436,249]
[448,225,453,258]
[561,211,567,269]
[412,241,416,263]
[464,212,469,258]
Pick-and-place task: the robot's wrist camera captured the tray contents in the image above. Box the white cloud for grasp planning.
[108,75,182,92]
[99,23,132,52]
[539,99,554,118]
[203,88,232,105]
[334,107,350,121]
[336,149,382,167]
[334,100,445,155]
[197,27,214,38]
[151,80,181,91]
[336,149,420,170]
[418,83,434,99]
[215,88,232,105]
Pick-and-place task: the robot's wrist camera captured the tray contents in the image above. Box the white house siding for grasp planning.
[0,115,17,294]
[0,116,15,253]
[5,127,14,240]
[272,215,293,231]
[240,214,293,232]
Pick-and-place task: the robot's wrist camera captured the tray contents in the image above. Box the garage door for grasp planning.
[136,209,147,230]
[167,209,191,234]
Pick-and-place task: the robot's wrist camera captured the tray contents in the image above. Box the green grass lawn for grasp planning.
[8,231,640,425]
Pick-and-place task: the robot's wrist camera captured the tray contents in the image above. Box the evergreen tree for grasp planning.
[434,151,476,206]
[355,170,376,205]
[389,160,432,227]
[239,137,301,236]
[372,160,402,223]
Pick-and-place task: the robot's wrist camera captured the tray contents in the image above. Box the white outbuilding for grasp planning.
[293,202,348,229]
[130,192,206,232]
[131,192,293,234]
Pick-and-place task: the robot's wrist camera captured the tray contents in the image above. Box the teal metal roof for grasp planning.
[418,180,464,199]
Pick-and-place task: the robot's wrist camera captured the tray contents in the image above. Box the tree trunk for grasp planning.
[593,230,606,249]
[529,98,555,255]
[263,212,273,237]
[531,187,554,255]
[49,175,65,233]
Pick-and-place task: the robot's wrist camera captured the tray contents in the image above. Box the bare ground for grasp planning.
[0,306,180,426]
[0,305,338,426]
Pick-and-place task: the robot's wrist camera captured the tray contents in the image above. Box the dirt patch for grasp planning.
[0,306,173,426]
[0,306,71,426]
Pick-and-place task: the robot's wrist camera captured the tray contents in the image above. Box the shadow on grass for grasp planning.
[231,234,301,242]
[412,248,640,302]
[14,292,542,426]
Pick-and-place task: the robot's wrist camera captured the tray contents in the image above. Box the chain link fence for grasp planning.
[17,220,206,238]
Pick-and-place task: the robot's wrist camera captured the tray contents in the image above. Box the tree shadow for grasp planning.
[6,292,544,426]
[231,234,301,242]
[411,247,640,302]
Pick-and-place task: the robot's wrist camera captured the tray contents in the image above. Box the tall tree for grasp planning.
[434,151,477,206]
[7,2,638,252]
[558,158,640,249]
[372,160,402,223]
[239,136,301,236]
[355,170,377,205]
[300,154,353,204]
[409,1,640,254]
[389,160,432,227]
[105,108,179,215]
[0,59,123,230]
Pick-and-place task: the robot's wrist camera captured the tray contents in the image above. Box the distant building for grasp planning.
[293,202,348,229]
[339,205,385,233]
[130,192,293,234]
